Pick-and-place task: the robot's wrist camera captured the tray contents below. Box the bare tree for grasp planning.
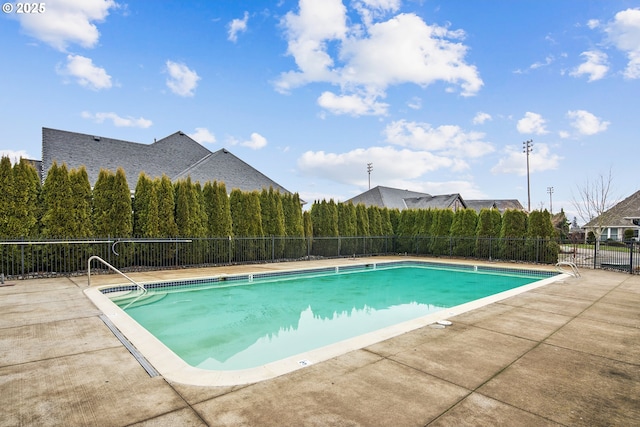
[571,167,618,245]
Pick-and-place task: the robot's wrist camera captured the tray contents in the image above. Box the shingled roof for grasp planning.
[584,190,640,229]
[344,186,466,210]
[465,199,525,213]
[41,127,292,194]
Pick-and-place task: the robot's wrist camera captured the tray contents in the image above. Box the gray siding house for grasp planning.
[41,127,293,194]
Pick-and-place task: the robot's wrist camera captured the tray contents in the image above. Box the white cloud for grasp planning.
[58,54,112,90]
[491,143,562,175]
[317,91,389,116]
[297,145,463,187]
[241,133,268,150]
[407,96,422,110]
[384,120,494,159]
[570,50,609,81]
[228,11,249,42]
[165,60,200,97]
[517,112,549,135]
[604,8,640,79]
[472,112,492,125]
[188,127,216,144]
[276,1,482,116]
[530,55,555,70]
[587,19,600,29]
[16,0,117,51]
[567,110,610,135]
[81,111,152,128]
[0,150,32,163]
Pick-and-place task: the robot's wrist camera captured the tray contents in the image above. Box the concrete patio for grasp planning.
[1,257,638,426]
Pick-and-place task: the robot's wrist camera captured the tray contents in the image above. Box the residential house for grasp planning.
[40,127,293,195]
[583,190,640,241]
[344,185,525,213]
[344,186,466,210]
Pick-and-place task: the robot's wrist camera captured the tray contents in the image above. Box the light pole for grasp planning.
[523,140,533,211]
[547,186,554,213]
[367,163,373,190]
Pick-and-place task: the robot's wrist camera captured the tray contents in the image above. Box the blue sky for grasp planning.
[1,0,639,222]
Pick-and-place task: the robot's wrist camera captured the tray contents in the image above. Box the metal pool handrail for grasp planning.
[555,261,580,278]
[87,255,147,293]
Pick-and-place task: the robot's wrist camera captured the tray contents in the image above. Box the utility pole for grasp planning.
[367,163,373,190]
[523,140,533,211]
[547,186,554,213]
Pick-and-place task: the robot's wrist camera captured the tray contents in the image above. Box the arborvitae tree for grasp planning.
[145,183,159,237]
[155,175,178,237]
[133,172,153,237]
[194,182,208,236]
[303,210,312,238]
[260,187,286,237]
[475,208,501,259]
[41,162,75,238]
[367,206,383,236]
[283,192,305,237]
[230,189,263,237]
[430,208,454,255]
[311,199,339,237]
[526,209,558,263]
[338,202,358,255]
[415,209,435,254]
[355,203,370,236]
[380,208,394,236]
[396,209,418,253]
[338,202,357,236]
[5,158,40,238]
[69,166,93,238]
[450,208,478,256]
[388,208,401,235]
[0,157,13,236]
[112,167,133,237]
[310,199,339,256]
[92,169,113,237]
[203,181,233,237]
[499,209,528,260]
[175,177,206,237]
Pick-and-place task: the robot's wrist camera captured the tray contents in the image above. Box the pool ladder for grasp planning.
[555,261,581,278]
[87,255,147,293]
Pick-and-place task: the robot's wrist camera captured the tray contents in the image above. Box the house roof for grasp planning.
[344,186,466,210]
[41,127,292,194]
[404,194,466,210]
[466,199,525,213]
[344,186,432,210]
[584,190,640,228]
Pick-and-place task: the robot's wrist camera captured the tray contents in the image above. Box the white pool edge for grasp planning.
[84,264,568,387]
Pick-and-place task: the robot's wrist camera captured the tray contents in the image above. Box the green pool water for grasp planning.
[114,265,546,371]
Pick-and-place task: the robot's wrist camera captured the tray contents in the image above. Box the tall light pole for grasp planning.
[523,140,533,211]
[367,163,373,190]
[547,186,554,213]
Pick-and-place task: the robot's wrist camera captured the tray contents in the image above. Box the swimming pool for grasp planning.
[85,259,563,386]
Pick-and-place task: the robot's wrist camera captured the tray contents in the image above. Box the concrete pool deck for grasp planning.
[1,257,638,426]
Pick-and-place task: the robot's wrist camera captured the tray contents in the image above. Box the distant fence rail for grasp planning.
[0,236,637,280]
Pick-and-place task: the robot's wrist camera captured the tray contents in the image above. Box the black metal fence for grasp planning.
[0,236,637,280]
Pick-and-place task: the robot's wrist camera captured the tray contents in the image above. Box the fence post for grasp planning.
[629,240,635,274]
[20,238,25,277]
[593,241,597,270]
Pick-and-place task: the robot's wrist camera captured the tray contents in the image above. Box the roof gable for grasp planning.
[41,128,292,194]
[585,190,640,228]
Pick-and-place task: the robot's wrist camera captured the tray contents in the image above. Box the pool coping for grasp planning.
[84,260,567,386]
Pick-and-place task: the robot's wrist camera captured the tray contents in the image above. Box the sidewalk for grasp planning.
[1,258,638,426]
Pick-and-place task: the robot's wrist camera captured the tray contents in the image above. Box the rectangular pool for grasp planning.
[85,260,563,386]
